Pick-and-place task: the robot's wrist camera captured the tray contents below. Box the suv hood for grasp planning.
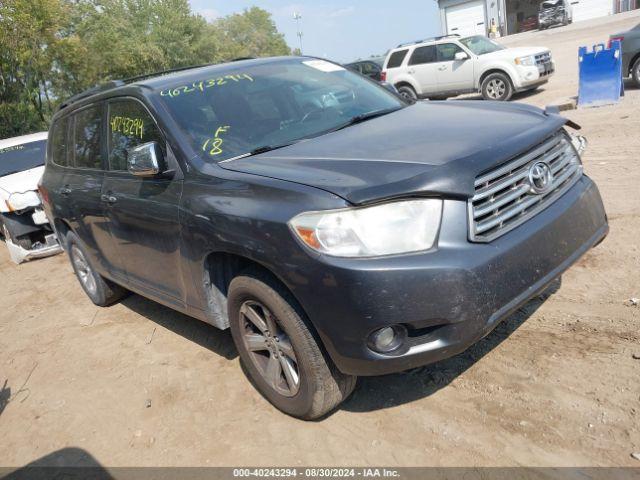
[482,46,548,60]
[218,101,567,205]
[0,165,44,195]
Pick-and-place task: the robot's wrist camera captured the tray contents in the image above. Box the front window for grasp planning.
[107,99,165,171]
[156,58,405,163]
[459,36,505,55]
[0,140,46,177]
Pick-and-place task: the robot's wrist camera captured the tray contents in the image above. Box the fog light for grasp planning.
[367,325,406,354]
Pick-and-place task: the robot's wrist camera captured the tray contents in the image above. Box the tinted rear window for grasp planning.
[409,45,436,65]
[0,140,46,177]
[387,50,409,68]
[51,118,70,167]
[73,105,103,169]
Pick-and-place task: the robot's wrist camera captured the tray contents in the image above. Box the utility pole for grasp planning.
[293,12,303,54]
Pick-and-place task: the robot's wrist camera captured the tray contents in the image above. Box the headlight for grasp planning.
[5,191,40,211]
[570,134,588,156]
[289,199,442,258]
[515,55,535,66]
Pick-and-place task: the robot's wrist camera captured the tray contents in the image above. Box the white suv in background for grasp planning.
[382,34,554,101]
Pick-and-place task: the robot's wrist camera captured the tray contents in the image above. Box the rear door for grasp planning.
[102,97,184,305]
[434,43,475,92]
[65,103,116,273]
[407,45,439,94]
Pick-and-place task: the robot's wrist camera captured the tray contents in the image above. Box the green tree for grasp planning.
[0,1,293,139]
[0,0,72,137]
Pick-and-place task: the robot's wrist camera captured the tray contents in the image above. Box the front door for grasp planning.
[434,43,475,92]
[406,45,439,95]
[102,97,184,305]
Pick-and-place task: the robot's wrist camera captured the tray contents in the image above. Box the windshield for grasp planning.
[459,36,505,55]
[0,140,46,177]
[156,58,405,162]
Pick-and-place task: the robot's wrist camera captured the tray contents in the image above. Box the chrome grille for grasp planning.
[535,52,551,65]
[468,132,583,242]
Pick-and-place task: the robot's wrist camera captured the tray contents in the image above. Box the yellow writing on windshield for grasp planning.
[202,126,230,156]
[110,116,144,139]
[160,74,254,98]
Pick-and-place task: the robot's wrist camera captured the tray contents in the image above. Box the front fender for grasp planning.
[476,63,519,90]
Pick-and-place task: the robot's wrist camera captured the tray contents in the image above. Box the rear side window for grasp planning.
[73,105,103,169]
[386,50,408,68]
[409,45,436,65]
[107,99,164,171]
[437,43,465,62]
[51,118,69,167]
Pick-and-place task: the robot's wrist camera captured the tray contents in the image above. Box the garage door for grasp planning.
[446,0,487,37]
[570,0,612,22]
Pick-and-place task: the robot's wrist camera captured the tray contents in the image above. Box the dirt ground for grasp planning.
[1,12,639,469]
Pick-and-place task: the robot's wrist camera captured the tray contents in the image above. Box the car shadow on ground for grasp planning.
[120,294,238,361]
[340,278,561,414]
[1,447,112,480]
[0,379,10,416]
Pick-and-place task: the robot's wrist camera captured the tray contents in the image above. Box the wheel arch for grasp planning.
[478,67,515,91]
[201,251,308,332]
[53,218,72,249]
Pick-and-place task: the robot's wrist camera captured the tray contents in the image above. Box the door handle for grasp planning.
[100,194,117,204]
[438,66,447,71]
[60,187,71,196]
[408,69,415,74]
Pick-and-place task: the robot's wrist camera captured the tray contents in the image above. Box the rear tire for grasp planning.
[632,58,640,88]
[481,72,514,101]
[228,269,356,420]
[396,84,418,102]
[66,231,128,306]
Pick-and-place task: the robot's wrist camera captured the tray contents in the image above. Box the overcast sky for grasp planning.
[188,1,441,62]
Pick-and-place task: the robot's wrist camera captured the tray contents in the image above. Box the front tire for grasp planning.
[632,58,640,88]
[66,231,128,306]
[481,72,514,101]
[228,270,356,420]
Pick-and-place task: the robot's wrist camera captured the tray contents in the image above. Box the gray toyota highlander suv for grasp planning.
[41,56,608,419]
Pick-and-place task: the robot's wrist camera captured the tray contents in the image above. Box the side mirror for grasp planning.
[127,142,165,177]
[454,51,470,61]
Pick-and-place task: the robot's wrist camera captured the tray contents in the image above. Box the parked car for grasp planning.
[0,132,62,263]
[610,23,640,87]
[538,0,572,30]
[519,15,539,33]
[41,56,607,419]
[345,57,385,81]
[382,34,554,101]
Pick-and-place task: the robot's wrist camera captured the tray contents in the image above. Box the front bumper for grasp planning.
[514,63,554,90]
[292,176,607,376]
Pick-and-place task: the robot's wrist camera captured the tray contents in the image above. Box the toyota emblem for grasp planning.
[528,161,553,194]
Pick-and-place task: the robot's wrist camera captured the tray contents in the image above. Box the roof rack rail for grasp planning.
[396,34,460,48]
[57,63,213,112]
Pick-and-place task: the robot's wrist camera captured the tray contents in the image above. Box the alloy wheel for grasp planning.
[239,300,300,397]
[486,79,506,99]
[71,245,97,295]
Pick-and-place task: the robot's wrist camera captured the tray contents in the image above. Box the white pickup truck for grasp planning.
[382,34,554,101]
[0,132,62,263]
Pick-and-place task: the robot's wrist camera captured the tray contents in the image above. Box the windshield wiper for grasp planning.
[220,142,299,163]
[332,107,401,132]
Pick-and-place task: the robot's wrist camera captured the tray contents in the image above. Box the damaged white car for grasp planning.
[0,132,62,264]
